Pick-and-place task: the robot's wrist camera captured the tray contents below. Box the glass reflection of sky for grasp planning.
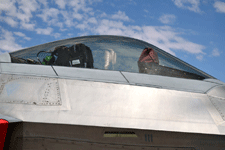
[10,35,213,79]
[85,41,142,72]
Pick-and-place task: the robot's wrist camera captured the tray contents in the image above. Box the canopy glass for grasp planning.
[10,35,213,80]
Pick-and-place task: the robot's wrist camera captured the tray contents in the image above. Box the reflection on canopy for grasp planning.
[10,35,214,80]
[104,49,116,70]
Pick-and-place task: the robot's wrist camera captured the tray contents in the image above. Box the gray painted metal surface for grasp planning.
[204,78,225,85]
[0,53,11,63]
[208,96,225,121]
[121,71,219,93]
[0,62,220,94]
[0,113,21,123]
[207,85,225,99]
[0,62,224,136]
[0,73,225,136]
[0,74,61,106]
[53,66,128,84]
[0,63,57,77]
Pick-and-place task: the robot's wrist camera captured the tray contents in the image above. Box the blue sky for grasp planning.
[0,0,224,82]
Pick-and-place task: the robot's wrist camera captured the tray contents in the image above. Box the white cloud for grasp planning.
[81,6,93,14]
[196,55,203,61]
[59,11,77,27]
[212,48,220,56]
[110,2,115,7]
[131,26,142,31]
[55,0,66,9]
[172,0,202,13]
[94,19,126,34]
[111,11,130,21]
[65,19,74,27]
[73,13,83,20]
[0,0,17,18]
[14,32,31,40]
[14,32,26,37]
[16,13,31,23]
[37,8,60,22]
[0,0,15,12]
[18,0,39,13]
[67,33,73,37]
[100,12,107,17]
[76,23,89,30]
[159,14,176,24]
[69,0,86,13]
[1,0,38,24]
[91,20,205,56]
[54,33,61,38]
[144,9,149,13]
[0,29,23,52]
[214,1,225,13]
[0,0,38,30]
[37,0,48,7]
[36,27,53,35]
[20,22,35,30]
[37,7,67,28]
[88,17,97,24]
[4,17,18,27]
[3,0,39,29]
[54,0,97,15]
[87,0,103,4]
[17,0,39,22]
[23,37,32,40]
[37,0,93,29]
[141,26,205,55]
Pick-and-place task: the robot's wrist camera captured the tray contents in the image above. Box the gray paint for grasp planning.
[204,78,225,85]
[0,76,224,135]
[0,74,61,106]
[0,63,57,77]
[0,62,220,94]
[53,66,128,84]
[207,85,225,99]
[0,113,21,123]
[208,96,225,121]
[0,53,11,63]
[121,71,219,93]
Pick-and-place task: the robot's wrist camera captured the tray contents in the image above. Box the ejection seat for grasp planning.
[38,43,94,68]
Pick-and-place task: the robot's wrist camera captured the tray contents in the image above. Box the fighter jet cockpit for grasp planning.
[9,35,213,80]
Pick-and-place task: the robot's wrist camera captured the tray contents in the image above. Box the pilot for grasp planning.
[138,47,159,74]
